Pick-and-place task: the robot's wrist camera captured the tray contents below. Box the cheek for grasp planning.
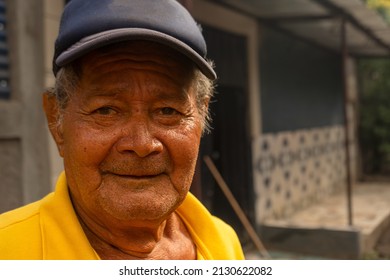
[61,121,117,174]
[164,124,202,187]
[61,123,122,208]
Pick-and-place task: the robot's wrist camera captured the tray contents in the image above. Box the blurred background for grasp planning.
[1,0,390,259]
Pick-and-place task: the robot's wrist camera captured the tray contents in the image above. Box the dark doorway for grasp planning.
[195,25,254,242]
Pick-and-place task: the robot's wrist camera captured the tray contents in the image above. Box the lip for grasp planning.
[116,174,161,179]
[105,171,164,179]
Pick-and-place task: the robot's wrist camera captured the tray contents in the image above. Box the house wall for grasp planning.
[260,28,344,132]
[192,0,262,233]
[192,0,261,138]
[254,126,347,220]
[193,1,360,223]
[0,0,66,213]
[0,0,51,212]
[254,27,360,221]
[43,0,64,188]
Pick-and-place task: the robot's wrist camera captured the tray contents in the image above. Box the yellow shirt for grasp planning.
[0,172,244,260]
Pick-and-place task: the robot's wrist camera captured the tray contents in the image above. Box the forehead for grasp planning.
[69,42,197,101]
[77,41,195,81]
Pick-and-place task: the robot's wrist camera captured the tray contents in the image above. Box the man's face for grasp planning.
[48,42,203,225]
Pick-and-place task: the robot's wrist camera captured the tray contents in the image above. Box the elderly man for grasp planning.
[0,0,244,260]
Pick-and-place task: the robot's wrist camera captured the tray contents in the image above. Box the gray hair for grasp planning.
[47,62,215,134]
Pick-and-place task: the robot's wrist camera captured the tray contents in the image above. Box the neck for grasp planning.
[80,215,170,258]
[73,203,196,259]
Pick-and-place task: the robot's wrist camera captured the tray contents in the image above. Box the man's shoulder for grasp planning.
[0,199,46,259]
[0,200,42,230]
[179,193,235,233]
[178,193,245,259]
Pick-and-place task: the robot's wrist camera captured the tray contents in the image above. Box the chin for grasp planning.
[97,192,184,223]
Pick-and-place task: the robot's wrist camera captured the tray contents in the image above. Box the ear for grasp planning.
[43,91,65,157]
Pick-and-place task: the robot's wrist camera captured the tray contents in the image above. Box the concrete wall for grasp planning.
[43,0,64,188]
[253,27,360,221]
[259,27,344,133]
[254,125,348,221]
[192,0,360,224]
[0,0,51,212]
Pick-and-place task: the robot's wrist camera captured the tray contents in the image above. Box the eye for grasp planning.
[93,107,116,115]
[160,107,179,115]
[155,107,184,126]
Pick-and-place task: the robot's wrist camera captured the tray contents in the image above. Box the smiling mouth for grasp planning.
[117,174,159,179]
[107,172,163,180]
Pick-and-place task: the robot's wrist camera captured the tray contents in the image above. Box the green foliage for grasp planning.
[363,0,390,24]
[358,59,390,173]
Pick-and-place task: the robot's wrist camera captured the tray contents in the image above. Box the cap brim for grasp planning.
[55,28,217,80]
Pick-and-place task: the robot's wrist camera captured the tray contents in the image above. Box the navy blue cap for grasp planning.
[53,0,216,80]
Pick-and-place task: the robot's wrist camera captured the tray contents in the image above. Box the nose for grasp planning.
[115,119,163,158]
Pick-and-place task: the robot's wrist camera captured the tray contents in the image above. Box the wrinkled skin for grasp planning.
[44,42,206,259]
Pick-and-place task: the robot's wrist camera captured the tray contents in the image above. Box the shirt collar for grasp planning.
[39,172,99,260]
